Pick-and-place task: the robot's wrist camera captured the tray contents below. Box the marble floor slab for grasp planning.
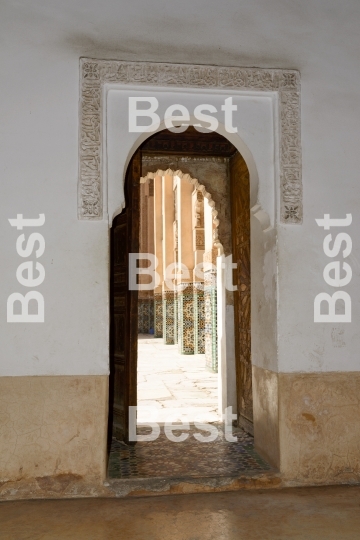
[137,335,220,424]
[2,487,360,539]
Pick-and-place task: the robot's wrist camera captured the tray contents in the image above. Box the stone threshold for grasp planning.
[0,470,281,501]
[105,470,282,498]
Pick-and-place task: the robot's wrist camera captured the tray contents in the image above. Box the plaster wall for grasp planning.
[1,0,360,488]
[2,0,359,378]
[107,89,274,224]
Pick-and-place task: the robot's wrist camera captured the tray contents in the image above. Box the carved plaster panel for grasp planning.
[79,58,302,223]
[142,155,227,164]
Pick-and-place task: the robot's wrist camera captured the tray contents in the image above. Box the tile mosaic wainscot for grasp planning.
[178,284,196,355]
[154,293,163,338]
[204,272,218,372]
[194,289,205,355]
[162,291,177,345]
[138,298,155,334]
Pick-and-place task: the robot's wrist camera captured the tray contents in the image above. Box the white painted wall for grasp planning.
[106,88,275,223]
[1,0,360,376]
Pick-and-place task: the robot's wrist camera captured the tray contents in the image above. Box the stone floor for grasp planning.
[1,486,360,539]
[108,424,271,479]
[137,335,220,423]
[107,336,271,482]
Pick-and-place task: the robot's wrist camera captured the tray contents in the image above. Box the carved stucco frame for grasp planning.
[79,58,302,223]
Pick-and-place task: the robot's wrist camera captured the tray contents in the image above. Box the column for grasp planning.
[176,177,196,354]
[147,179,155,334]
[153,175,163,338]
[204,196,218,370]
[138,181,147,333]
[192,190,205,354]
[162,174,176,344]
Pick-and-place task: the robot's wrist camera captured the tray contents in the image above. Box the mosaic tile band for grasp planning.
[108,424,272,479]
[138,299,155,334]
[139,285,215,369]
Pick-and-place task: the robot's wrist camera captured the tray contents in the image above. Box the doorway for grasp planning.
[108,127,258,479]
[136,168,220,425]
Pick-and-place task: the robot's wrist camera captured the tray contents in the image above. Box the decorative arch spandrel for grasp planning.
[79,59,302,224]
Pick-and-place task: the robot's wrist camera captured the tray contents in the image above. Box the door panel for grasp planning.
[109,150,141,442]
[230,152,253,434]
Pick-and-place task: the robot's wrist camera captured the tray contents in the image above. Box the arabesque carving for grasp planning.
[79,59,302,223]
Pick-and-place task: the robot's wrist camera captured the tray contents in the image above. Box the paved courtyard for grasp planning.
[137,335,220,423]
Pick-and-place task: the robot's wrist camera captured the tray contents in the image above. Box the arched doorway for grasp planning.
[108,127,252,444]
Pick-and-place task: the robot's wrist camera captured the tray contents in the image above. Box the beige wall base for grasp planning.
[252,365,280,469]
[253,366,360,485]
[279,371,360,485]
[1,370,360,499]
[0,375,108,492]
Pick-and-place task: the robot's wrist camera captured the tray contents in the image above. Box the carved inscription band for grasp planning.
[79,58,302,223]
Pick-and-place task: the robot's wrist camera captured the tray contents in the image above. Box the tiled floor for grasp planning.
[108,335,270,481]
[108,424,271,479]
[137,335,220,423]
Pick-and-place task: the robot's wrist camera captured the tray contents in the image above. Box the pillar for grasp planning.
[138,180,155,334]
[153,175,163,338]
[192,190,205,354]
[204,196,218,371]
[176,177,196,354]
[162,175,176,345]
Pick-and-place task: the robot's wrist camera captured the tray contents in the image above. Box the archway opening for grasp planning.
[107,127,264,480]
[136,169,220,426]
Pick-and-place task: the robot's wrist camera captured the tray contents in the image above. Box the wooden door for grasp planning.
[230,152,253,434]
[109,150,141,442]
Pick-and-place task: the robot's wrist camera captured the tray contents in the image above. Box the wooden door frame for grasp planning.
[109,150,141,444]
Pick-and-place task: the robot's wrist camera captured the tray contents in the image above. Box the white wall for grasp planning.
[106,88,274,223]
[1,0,360,376]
